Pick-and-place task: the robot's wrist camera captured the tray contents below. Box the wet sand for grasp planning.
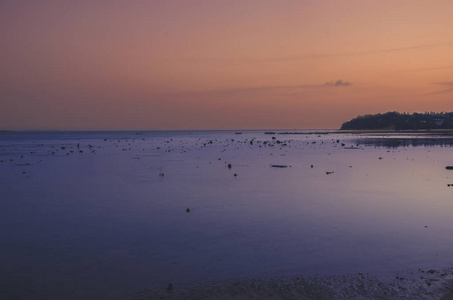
[443,292,453,300]
[131,268,453,300]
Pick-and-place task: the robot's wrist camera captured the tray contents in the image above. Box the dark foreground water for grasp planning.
[1,130,452,299]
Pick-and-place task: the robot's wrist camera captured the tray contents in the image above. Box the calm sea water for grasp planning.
[1,130,453,299]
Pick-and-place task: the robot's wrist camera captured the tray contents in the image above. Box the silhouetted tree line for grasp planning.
[340,111,453,130]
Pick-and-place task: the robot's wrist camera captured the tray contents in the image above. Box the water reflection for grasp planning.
[352,137,453,148]
[1,131,453,299]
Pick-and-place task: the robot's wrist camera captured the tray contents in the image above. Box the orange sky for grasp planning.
[1,0,453,130]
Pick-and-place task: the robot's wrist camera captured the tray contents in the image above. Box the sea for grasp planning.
[1,130,452,299]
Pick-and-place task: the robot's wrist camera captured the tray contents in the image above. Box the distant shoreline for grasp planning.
[341,111,453,131]
[3,129,453,134]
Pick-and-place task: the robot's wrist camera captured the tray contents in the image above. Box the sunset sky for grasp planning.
[1,0,453,130]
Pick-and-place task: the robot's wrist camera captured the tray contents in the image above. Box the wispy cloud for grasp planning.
[402,66,453,73]
[152,80,353,98]
[259,42,453,62]
[324,80,352,87]
[425,82,453,95]
[432,82,453,85]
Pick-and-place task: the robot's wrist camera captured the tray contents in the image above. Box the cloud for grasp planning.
[149,80,354,101]
[402,66,453,73]
[324,80,352,87]
[258,41,453,62]
[432,82,453,86]
[424,82,453,95]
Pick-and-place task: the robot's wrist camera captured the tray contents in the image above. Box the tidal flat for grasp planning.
[1,130,452,299]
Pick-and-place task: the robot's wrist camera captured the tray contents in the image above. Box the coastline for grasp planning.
[129,267,453,300]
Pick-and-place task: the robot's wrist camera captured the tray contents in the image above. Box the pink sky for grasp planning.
[1,0,453,130]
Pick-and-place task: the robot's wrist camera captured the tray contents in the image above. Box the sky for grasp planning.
[1,0,453,130]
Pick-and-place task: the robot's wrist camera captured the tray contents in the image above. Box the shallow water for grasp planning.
[1,130,453,299]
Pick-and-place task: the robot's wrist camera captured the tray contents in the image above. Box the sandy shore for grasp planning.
[128,267,453,300]
[442,292,453,300]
